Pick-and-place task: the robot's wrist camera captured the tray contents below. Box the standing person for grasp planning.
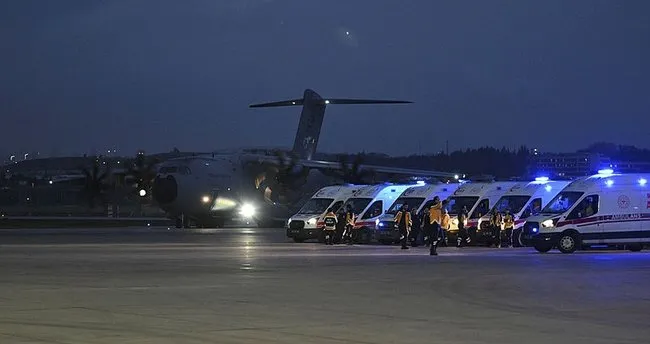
[457,206,469,247]
[344,205,356,245]
[439,200,449,246]
[394,204,411,250]
[409,207,421,247]
[489,211,503,248]
[441,208,451,240]
[335,208,346,244]
[421,206,433,247]
[429,197,443,256]
[502,210,514,248]
[322,208,338,245]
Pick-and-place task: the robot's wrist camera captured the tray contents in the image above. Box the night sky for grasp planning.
[1,0,649,158]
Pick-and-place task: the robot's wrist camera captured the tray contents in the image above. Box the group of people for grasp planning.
[319,199,518,252]
[393,197,467,255]
[485,210,516,248]
[321,204,358,245]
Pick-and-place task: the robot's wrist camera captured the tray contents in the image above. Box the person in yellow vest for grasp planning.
[441,208,451,234]
[489,211,503,248]
[394,203,412,250]
[502,210,515,248]
[428,196,443,255]
[343,204,356,245]
[322,208,338,245]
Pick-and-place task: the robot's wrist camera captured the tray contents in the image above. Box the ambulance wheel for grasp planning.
[628,243,643,252]
[534,243,552,253]
[557,230,580,254]
[293,238,304,243]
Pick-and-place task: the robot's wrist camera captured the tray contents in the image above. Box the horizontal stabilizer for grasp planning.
[249,99,304,108]
[250,98,412,108]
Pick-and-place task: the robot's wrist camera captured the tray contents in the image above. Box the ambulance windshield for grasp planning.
[386,197,425,215]
[492,196,531,214]
[297,198,334,214]
[343,198,373,215]
[447,196,479,215]
[541,191,584,214]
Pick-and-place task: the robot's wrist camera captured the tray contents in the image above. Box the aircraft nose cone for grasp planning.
[153,175,178,204]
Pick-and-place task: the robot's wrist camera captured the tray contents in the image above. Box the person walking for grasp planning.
[394,204,412,250]
[429,197,443,256]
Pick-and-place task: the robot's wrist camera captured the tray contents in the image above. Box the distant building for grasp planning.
[610,161,650,173]
[527,152,611,177]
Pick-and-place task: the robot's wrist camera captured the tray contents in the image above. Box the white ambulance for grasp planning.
[374,182,461,244]
[476,178,572,246]
[286,185,366,242]
[523,170,650,254]
[341,183,414,243]
[446,181,520,241]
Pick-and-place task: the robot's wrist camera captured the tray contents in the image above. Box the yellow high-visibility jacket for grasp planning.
[429,201,442,224]
[503,214,514,229]
[394,210,412,230]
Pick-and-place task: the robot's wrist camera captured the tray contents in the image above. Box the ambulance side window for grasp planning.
[567,195,599,220]
[362,201,383,219]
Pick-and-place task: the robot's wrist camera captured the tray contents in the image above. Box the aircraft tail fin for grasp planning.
[249,89,412,160]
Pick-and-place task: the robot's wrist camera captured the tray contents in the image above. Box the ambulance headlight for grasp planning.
[239,203,256,218]
[541,219,555,228]
[375,219,380,226]
[307,217,317,225]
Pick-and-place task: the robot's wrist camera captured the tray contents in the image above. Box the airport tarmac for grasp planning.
[1,227,649,344]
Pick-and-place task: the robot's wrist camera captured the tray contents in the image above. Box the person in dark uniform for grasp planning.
[394,203,411,250]
[489,211,503,248]
[335,208,346,244]
[322,208,338,245]
[344,205,356,245]
[457,206,469,247]
[409,207,421,247]
[421,206,433,247]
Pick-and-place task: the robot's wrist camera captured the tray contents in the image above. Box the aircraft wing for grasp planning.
[243,154,457,179]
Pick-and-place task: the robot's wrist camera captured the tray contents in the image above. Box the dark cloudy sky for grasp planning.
[1,0,649,157]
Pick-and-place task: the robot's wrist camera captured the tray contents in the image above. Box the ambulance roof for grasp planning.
[350,184,412,199]
[312,185,367,198]
[562,172,650,193]
[451,181,519,197]
[502,180,572,197]
[399,183,461,198]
